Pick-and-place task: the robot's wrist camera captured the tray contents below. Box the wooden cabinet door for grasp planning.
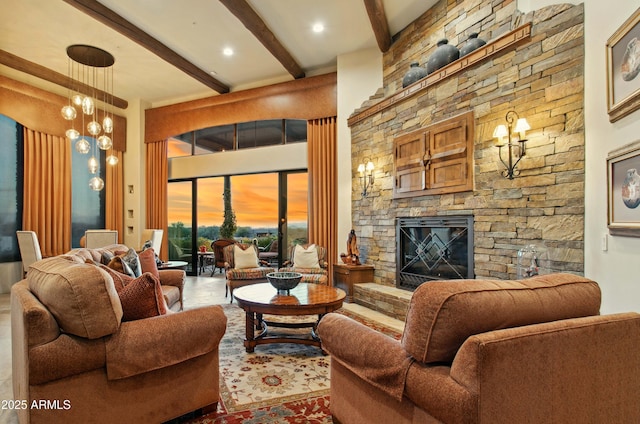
[427,112,472,192]
[393,111,473,198]
[394,130,427,194]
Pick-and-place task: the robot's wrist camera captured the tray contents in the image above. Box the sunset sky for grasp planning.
[168,172,308,228]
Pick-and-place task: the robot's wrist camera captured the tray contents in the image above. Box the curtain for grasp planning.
[22,128,72,256]
[146,140,169,261]
[105,150,124,243]
[307,117,337,285]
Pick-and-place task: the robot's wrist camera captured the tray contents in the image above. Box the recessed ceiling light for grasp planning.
[223,47,234,56]
[312,23,324,33]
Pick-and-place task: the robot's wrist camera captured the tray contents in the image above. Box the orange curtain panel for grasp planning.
[22,128,72,256]
[307,117,337,284]
[146,139,169,261]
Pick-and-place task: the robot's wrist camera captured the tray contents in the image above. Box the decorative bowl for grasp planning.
[267,272,302,292]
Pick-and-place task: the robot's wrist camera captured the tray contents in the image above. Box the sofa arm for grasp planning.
[317,313,412,401]
[105,305,227,380]
[157,269,185,288]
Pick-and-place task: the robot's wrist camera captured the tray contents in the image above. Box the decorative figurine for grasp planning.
[346,229,361,265]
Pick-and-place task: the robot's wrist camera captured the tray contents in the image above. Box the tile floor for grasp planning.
[0,272,404,424]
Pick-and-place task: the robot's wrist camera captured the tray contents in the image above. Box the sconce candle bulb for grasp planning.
[493,111,530,179]
[357,160,375,197]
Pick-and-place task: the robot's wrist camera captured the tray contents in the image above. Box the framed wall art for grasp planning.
[606,7,640,123]
[607,140,640,236]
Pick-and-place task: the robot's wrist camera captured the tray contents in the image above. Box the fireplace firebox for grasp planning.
[396,216,474,290]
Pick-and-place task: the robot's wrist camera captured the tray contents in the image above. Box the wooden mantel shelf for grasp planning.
[347,23,532,127]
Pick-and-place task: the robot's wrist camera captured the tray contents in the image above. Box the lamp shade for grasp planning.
[514,118,531,135]
[493,124,508,138]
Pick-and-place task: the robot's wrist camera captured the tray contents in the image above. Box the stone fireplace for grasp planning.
[397,215,474,290]
[349,1,585,288]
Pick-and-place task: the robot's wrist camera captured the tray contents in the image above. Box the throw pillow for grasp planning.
[98,263,133,292]
[107,256,135,277]
[138,248,160,278]
[120,248,142,277]
[234,244,259,269]
[293,244,319,268]
[118,273,167,321]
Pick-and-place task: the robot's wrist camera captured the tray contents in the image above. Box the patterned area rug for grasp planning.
[181,304,401,423]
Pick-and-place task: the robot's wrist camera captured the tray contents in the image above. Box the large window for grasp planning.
[168,171,307,275]
[0,115,23,262]
[71,138,105,247]
[168,119,306,158]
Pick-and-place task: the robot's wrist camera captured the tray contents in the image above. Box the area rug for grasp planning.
[183,304,401,423]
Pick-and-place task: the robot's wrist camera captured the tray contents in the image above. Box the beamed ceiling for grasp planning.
[0,0,438,109]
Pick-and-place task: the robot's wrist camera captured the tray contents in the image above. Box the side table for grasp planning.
[333,264,374,303]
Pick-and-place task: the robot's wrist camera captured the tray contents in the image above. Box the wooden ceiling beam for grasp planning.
[63,0,230,94]
[0,49,129,109]
[364,0,392,53]
[219,0,305,79]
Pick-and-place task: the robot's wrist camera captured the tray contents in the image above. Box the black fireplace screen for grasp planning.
[396,216,474,290]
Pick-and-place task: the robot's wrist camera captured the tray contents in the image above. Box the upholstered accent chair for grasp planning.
[84,229,118,248]
[279,243,328,284]
[16,230,43,276]
[12,251,226,423]
[318,274,640,423]
[224,243,275,302]
[140,228,164,257]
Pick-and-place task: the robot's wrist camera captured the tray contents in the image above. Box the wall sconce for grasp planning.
[357,160,375,197]
[493,111,531,179]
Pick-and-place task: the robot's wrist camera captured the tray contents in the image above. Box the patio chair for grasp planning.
[258,239,279,266]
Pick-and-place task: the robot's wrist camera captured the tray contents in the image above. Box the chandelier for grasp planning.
[61,45,119,191]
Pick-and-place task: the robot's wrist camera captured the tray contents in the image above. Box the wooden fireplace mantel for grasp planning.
[347,23,532,127]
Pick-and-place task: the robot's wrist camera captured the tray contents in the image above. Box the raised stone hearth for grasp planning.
[353,283,411,322]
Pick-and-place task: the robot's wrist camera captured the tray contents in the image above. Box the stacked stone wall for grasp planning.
[350,1,584,285]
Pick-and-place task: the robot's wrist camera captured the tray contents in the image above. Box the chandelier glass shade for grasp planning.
[61,45,117,191]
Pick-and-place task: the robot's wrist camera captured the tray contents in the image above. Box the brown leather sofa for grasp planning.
[318,274,640,423]
[11,248,227,423]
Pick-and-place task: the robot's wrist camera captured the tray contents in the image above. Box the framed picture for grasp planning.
[608,140,640,236]
[606,8,640,123]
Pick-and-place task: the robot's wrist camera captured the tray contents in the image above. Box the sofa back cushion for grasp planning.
[402,273,601,364]
[28,256,123,339]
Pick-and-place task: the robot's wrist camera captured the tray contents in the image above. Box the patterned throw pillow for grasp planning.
[120,248,142,277]
[107,256,135,277]
[234,244,259,269]
[293,244,319,268]
[118,273,167,321]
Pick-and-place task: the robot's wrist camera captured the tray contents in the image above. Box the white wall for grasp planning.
[583,0,640,314]
[336,48,383,259]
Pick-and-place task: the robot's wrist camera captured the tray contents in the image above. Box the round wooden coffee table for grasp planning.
[233,283,346,352]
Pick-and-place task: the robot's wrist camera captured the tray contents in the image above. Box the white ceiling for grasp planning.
[0,0,437,109]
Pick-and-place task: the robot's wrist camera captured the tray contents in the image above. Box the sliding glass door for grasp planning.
[168,170,307,275]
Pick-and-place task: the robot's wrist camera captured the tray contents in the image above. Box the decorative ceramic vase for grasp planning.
[459,33,486,57]
[622,168,640,209]
[426,39,460,74]
[402,62,428,88]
